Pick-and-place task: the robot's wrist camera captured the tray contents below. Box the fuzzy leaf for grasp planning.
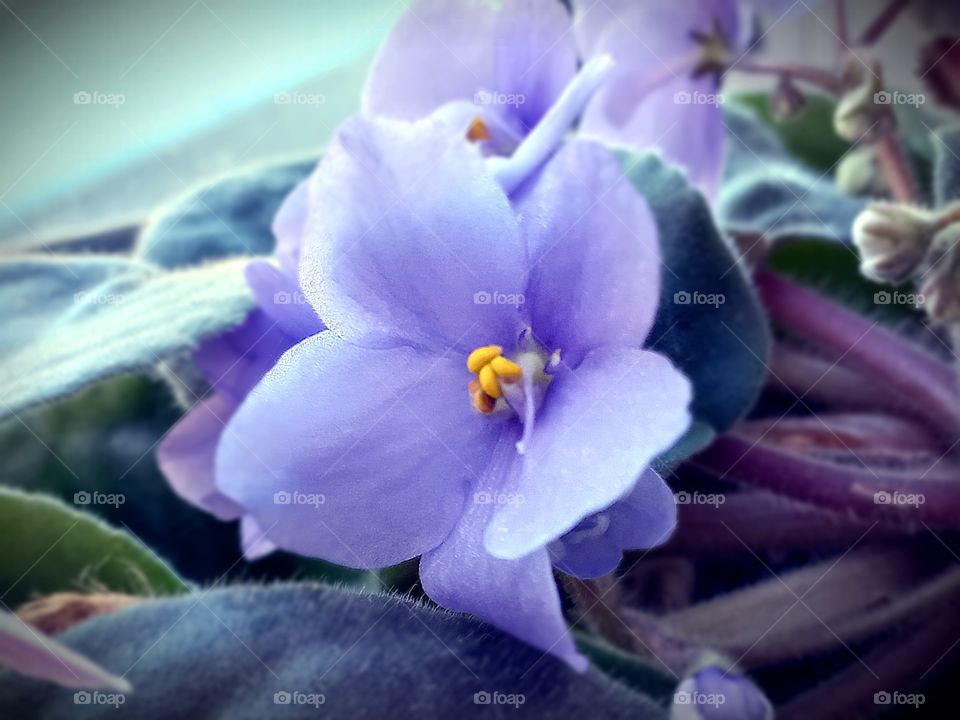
[0,585,667,719]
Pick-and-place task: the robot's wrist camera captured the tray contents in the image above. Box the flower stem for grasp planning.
[875,131,920,203]
[693,432,960,529]
[728,61,845,95]
[860,0,912,46]
[755,270,960,436]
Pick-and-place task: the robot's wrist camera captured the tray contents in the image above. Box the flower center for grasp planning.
[466,332,559,453]
[690,18,732,80]
[466,345,523,414]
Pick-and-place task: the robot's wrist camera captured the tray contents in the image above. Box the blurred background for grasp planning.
[0,0,955,249]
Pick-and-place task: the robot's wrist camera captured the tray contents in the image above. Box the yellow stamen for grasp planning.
[489,355,522,383]
[469,379,496,415]
[466,116,492,142]
[478,364,502,398]
[467,345,503,373]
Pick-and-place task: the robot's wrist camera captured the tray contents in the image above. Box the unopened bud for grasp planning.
[836,146,888,198]
[672,666,773,720]
[833,64,895,143]
[769,76,806,121]
[853,202,939,283]
[920,223,960,323]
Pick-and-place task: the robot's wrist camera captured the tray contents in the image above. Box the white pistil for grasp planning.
[489,55,614,195]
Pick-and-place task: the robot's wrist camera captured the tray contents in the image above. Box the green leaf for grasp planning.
[767,237,925,321]
[732,92,851,173]
[0,488,187,607]
[0,585,668,719]
[0,257,254,421]
[620,151,770,439]
[135,159,315,269]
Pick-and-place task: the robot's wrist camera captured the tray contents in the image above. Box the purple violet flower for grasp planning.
[572,0,746,200]
[365,0,745,199]
[198,97,692,668]
[157,188,324,560]
[672,667,774,720]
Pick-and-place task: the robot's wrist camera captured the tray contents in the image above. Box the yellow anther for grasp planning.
[466,116,492,142]
[478,364,502,398]
[469,379,496,415]
[489,355,522,383]
[467,345,503,373]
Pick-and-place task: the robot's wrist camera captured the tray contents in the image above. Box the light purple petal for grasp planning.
[552,468,678,578]
[216,332,504,568]
[491,0,578,131]
[193,308,297,406]
[515,140,661,366]
[362,0,497,121]
[485,348,691,560]
[573,0,737,199]
[0,612,131,692]
[420,438,587,672]
[240,516,278,561]
[271,178,309,277]
[157,395,244,521]
[298,115,527,353]
[245,260,324,341]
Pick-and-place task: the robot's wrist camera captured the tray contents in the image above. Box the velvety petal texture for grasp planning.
[516,140,661,365]
[420,436,587,671]
[216,332,505,568]
[572,0,739,198]
[485,347,691,559]
[363,0,576,134]
[298,116,527,354]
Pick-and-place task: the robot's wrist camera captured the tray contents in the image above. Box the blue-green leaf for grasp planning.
[135,159,315,269]
[0,585,668,719]
[720,103,866,245]
[0,257,254,421]
[620,151,770,438]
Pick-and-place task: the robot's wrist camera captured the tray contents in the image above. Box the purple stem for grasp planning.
[756,270,960,438]
[693,432,960,529]
[660,491,903,556]
[860,0,911,46]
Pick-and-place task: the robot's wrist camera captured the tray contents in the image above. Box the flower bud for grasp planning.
[919,223,960,323]
[853,202,939,283]
[833,64,895,143]
[836,146,888,198]
[671,666,773,720]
